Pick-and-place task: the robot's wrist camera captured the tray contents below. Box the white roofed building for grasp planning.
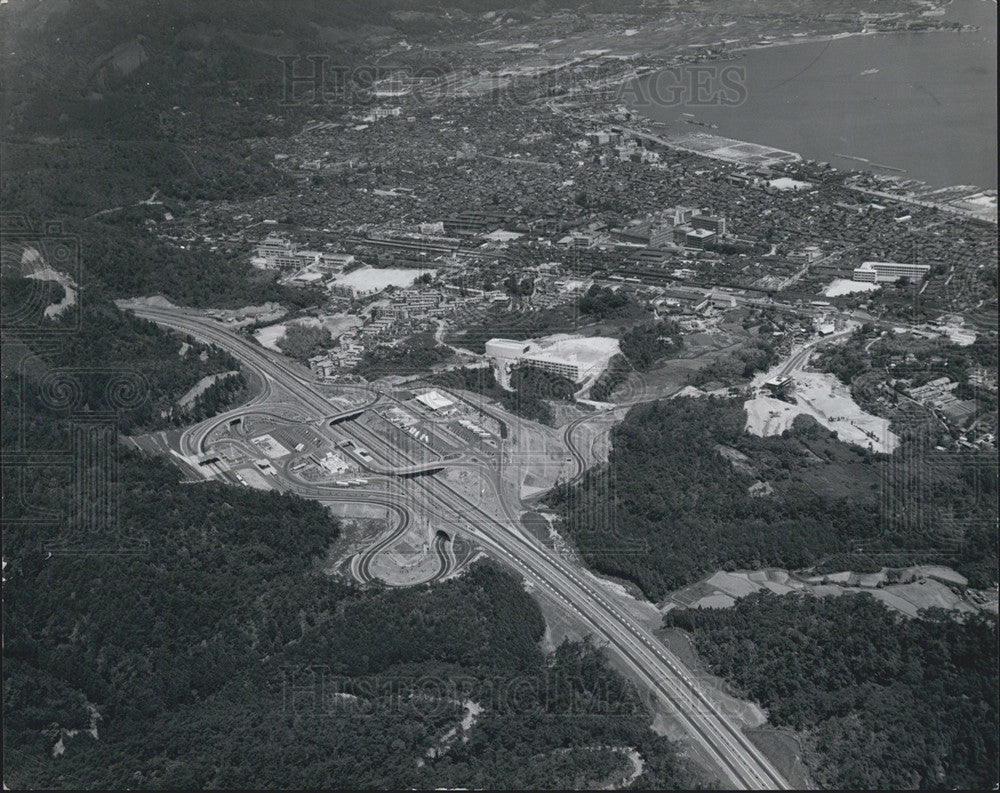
[853,261,931,283]
[485,335,620,390]
[415,389,455,411]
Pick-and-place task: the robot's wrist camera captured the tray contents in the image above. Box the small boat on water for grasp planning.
[684,118,718,129]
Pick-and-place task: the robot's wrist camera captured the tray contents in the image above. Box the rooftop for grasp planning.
[525,334,621,368]
[415,389,455,411]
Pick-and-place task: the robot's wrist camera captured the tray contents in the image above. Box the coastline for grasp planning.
[724,24,970,58]
[709,0,984,58]
[845,182,998,224]
[616,5,995,216]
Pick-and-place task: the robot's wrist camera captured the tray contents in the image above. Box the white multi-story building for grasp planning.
[256,235,355,272]
[255,235,312,269]
[485,336,620,389]
[256,235,294,263]
[317,252,355,271]
[852,261,931,283]
[519,352,580,380]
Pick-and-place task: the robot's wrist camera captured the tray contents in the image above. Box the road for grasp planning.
[351,495,412,585]
[562,412,594,485]
[430,531,454,583]
[770,326,857,379]
[129,305,790,790]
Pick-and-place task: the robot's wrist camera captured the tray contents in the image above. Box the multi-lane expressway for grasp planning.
[129,304,790,790]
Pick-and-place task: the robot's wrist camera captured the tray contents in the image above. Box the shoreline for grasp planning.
[617,16,995,211]
[723,21,976,59]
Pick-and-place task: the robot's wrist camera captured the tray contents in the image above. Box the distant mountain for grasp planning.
[0,0,569,137]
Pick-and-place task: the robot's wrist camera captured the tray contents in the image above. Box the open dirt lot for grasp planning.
[745,370,898,453]
[661,565,992,620]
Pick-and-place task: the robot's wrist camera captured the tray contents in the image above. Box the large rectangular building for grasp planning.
[684,227,716,249]
[255,235,300,268]
[649,222,675,249]
[519,352,581,381]
[442,211,519,237]
[485,336,619,389]
[691,213,726,236]
[852,261,931,283]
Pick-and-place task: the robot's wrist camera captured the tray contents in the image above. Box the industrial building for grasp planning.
[852,261,931,283]
[442,211,519,237]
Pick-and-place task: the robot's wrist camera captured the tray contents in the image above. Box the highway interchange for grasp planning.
[129,303,791,790]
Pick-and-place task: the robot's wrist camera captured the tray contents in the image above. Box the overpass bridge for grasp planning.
[322,406,370,426]
[130,304,790,790]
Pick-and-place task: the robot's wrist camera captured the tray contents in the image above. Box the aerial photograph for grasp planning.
[1,0,997,789]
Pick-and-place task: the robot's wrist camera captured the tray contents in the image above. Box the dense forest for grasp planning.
[1,128,299,309]
[76,219,321,309]
[170,372,250,427]
[577,284,634,320]
[665,592,998,789]
[619,319,683,372]
[589,354,633,402]
[692,335,778,385]
[0,0,333,311]
[547,396,997,600]
[589,320,684,400]
[2,392,699,789]
[1,277,250,434]
[354,332,455,379]
[278,323,336,363]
